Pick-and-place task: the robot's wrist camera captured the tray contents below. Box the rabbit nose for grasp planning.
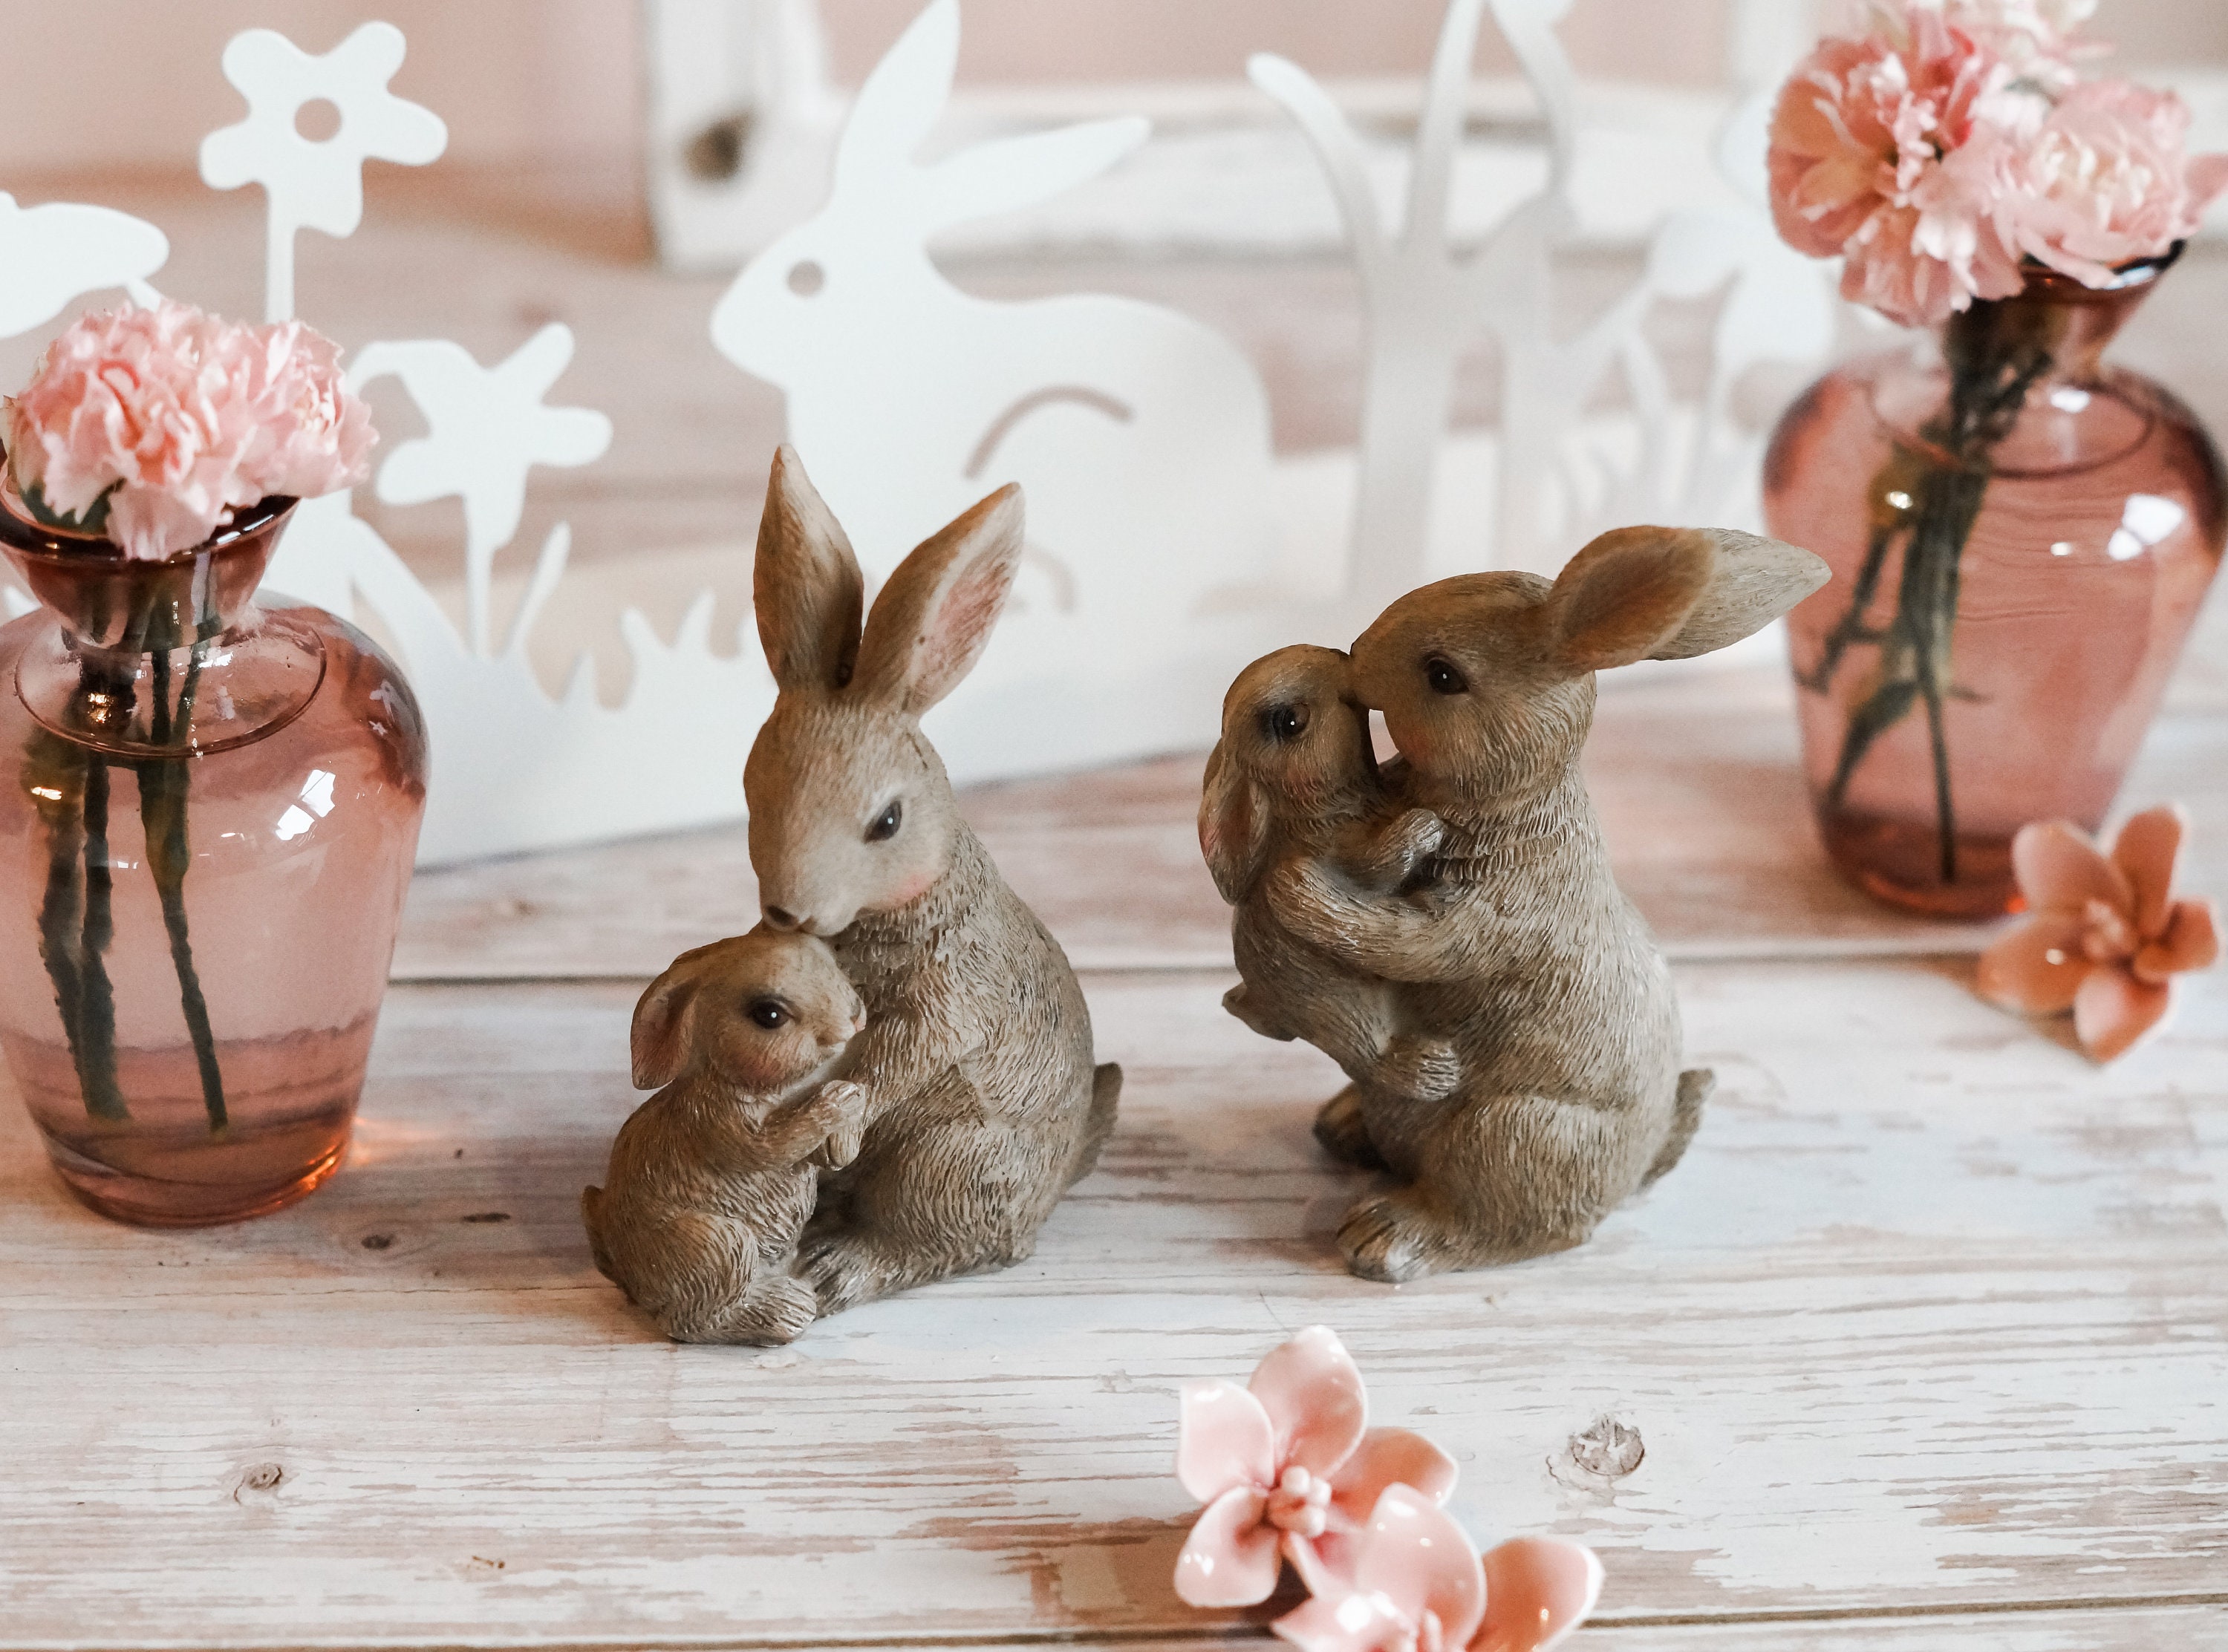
[763,904,801,932]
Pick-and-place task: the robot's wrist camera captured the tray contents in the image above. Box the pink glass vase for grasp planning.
[0,492,428,1224]
[1764,258,2227,918]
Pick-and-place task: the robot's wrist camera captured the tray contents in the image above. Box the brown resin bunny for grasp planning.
[584,932,868,1345]
[743,448,1120,1317]
[1202,644,1462,1155]
[1245,526,1828,1281]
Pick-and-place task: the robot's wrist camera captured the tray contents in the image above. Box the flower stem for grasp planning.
[142,624,227,1134]
[1808,294,2064,882]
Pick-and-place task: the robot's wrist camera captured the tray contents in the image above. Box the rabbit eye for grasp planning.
[747,998,789,1031]
[1424,656,1468,695]
[866,800,903,843]
[1260,702,1309,742]
[787,261,826,296]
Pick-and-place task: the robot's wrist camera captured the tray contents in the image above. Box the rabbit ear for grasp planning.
[1545,526,1717,673]
[755,445,864,693]
[853,483,1022,714]
[1198,741,1271,904]
[919,117,1150,229]
[832,0,960,190]
[1646,528,1830,660]
[631,958,703,1089]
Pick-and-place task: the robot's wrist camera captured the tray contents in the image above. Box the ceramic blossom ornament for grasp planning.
[1977,805,2220,1061]
[1276,1486,1603,1652]
[1175,1327,1458,1607]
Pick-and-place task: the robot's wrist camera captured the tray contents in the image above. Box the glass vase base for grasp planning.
[42,1123,351,1227]
[1819,811,2018,918]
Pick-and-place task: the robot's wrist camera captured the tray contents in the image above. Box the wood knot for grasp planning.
[460,1212,512,1224]
[233,1462,284,1501]
[360,1233,395,1250]
[1551,1414,1644,1492]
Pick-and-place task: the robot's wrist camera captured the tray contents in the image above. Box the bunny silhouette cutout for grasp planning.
[712,0,1277,705]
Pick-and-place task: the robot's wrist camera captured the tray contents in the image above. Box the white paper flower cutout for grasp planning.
[199,21,446,319]
[352,324,613,656]
[0,195,169,339]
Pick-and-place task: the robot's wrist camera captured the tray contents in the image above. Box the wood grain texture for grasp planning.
[394,660,2228,980]
[4,959,2222,1647]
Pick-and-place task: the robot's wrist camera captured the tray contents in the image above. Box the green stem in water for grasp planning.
[29,738,116,1117]
[76,754,126,1112]
[142,627,227,1133]
[1808,296,2064,883]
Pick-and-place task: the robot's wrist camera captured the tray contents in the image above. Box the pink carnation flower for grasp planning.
[1940,0,2097,89]
[1,300,373,561]
[1996,79,2228,286]
[1768,5,2030,327]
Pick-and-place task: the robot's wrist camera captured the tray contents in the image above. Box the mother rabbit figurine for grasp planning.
[745,447,1120,1316]
[1214,526,1828,1282]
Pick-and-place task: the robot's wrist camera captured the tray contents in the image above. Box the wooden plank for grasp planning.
[394,662,2228,979]
[4,958,2223,1646]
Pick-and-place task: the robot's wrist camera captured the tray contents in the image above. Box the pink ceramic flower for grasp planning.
[1996,79,2228,286]
[1768,6,2028,327]
[2,300,373,560]
[1977,804,2220,1061]
[1174,1327,1458,1607]
[1273,1486,1603,1652]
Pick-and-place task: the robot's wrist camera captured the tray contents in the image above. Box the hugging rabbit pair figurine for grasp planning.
[586,447,1828,1342]
[1205,528,1826,1282]
[587,449,1121,1344]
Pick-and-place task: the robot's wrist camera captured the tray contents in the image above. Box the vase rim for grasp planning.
[0,446,295,569]
[2006,241,2181,304]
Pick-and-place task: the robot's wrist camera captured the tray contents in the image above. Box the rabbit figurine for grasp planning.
[1200,644,1462,1146]
[1240,526,1828,1282]
[711,0,1274,654]
[584,932,868,1346]
[743,446,1120,1317]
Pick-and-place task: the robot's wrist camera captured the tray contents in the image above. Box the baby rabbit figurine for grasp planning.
[1202,644,1461,1145]
[743,448,1121,1319]
[584,933,867,1345]
[1234,526,1828,1282]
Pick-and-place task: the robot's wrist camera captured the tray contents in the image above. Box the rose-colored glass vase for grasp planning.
[0,492,428,1224]
[1765,259,2227,917]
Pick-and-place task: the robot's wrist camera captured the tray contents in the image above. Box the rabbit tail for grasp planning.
[582,1185,617,1284]
[1642,1068,1713,1187]
[1067,1062,1123,1186]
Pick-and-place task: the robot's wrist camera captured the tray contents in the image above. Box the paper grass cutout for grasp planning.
[199,22,446,321]
[0,195,167,337]
[1254,0,1836,590]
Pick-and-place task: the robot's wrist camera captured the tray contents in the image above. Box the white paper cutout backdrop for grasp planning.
[0,2,1838,865]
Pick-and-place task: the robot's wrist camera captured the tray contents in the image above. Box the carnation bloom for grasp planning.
[1938,0,2097,89]
[1976,804,2220,1062]
[1174,1327,1458,1607]
[1768,5,2030,327]
[1,300,374,560]
[1996,79,2228,285]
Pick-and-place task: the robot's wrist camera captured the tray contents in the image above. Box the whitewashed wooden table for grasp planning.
[4,645,2225,1652]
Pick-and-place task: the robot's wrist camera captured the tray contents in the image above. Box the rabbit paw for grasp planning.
[1338,1191,1461,1284]
[1312,1085,1387,1170]
[808,1080,869,1169]
[736,1275,821,1346]
[1222,982,1294,1042]
[795,1230,895,1315]
[1375,1036,1460,1103]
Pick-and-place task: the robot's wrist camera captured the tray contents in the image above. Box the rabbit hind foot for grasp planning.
[661,1273,819,1346]
[1337,1187,1581,1283]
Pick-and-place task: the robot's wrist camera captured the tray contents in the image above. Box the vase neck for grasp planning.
[1,503,323,757]
[1941,269,2155,391]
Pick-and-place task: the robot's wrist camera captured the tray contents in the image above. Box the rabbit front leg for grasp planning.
[750,1080,867,1171]
[1332,807,1448,894]
[1264,857,1479,984]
